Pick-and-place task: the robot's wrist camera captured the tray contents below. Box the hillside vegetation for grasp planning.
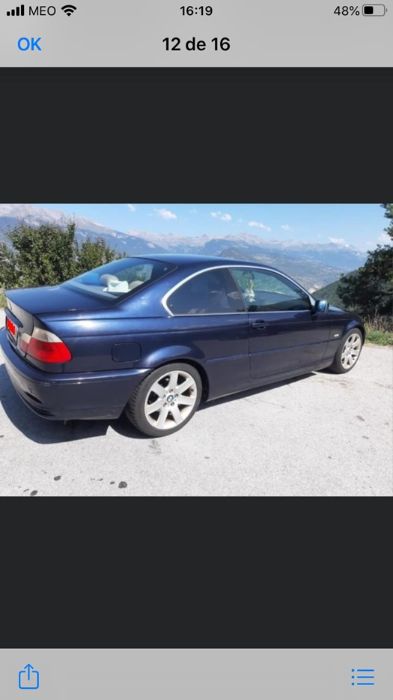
[315,206,393,346]
[316,276,393,346]
[314,278,346,307]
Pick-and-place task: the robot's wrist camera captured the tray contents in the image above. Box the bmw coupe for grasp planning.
[0,255,364,436]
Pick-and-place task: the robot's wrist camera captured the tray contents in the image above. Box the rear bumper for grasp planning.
[0,329,149,420]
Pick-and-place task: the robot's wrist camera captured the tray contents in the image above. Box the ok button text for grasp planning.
[17,36,42,51]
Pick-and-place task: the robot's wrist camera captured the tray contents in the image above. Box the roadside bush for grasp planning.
[337,245,393,318]
[0,223,121,290]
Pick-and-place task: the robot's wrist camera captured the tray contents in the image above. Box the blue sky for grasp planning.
[38,204,390,251]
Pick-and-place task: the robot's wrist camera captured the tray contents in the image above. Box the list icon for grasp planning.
[351,667,376,686]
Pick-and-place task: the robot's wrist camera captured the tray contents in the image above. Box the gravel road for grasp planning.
[0,309,392,496]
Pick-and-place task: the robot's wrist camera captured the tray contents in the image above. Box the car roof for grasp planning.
[132,253,277,270]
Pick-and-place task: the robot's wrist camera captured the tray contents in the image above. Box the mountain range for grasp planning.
[0,204,366,291]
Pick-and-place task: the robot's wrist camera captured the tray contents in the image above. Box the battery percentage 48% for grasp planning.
[333,5,360,14]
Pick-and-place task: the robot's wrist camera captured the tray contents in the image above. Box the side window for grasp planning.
[230,268,311,312]
[167,269,245,315]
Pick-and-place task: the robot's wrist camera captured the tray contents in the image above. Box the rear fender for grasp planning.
[142,344,204,368]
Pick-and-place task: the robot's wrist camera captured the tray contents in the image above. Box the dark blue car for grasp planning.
[0,255,364,436]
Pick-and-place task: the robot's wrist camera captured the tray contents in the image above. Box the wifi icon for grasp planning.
[61,4,77,16]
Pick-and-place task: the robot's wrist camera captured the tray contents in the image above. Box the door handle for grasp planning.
[251,320,267,330]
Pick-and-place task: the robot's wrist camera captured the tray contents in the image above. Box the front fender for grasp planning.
[345,317,365,340]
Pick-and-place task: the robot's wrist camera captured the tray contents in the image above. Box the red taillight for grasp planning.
[27,337,72,363]
[6,316,17,337]
[21,327,72,364]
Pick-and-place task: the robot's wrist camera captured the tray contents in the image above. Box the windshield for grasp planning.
[64,258,175,300]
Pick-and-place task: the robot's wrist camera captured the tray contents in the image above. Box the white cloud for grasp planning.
[360,240,374,252]
[155,208,177,220]
[248,220,271,232]
[329,237,347,246]
[210,211,232,222]
[378,232,391,244]
[127,204,136,212]
[281,224,292,231]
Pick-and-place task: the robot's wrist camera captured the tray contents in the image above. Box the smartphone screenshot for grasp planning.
[0,0,392,698]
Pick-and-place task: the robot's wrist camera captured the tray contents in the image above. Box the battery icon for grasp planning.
[362,4,387,14]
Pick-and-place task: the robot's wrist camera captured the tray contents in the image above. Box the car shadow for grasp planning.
[112,374,315,439]
[0,363,114,445]
[0,361,316,445]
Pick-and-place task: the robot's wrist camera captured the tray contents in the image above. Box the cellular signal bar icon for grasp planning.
[6,4,25,15]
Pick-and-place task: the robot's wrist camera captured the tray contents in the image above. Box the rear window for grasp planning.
[64,258,174,300]
[167,268,245,315]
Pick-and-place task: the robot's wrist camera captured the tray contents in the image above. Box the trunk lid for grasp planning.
[6,284,112,315]
[4,285,113,370]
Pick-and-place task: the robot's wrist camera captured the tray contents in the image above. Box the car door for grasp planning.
[163,267,250,399]
[230,267,329,380]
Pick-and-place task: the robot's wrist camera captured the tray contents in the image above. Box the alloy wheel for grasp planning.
[144,369,198,431]
[340,333,362,369]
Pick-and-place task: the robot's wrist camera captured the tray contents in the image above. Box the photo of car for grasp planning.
[0,255,365,437]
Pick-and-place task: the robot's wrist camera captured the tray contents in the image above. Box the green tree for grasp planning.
[0,223,77,288]
[0,224,123,290]
[75,237,119,274]
[0,240,18,288]
[382,203,393,240]
[337,244,393,316]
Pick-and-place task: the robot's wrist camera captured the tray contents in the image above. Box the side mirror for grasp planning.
[314,299,329,313]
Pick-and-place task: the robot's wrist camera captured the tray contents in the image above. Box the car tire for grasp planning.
[125,362,203,437]
[328,328,363,374]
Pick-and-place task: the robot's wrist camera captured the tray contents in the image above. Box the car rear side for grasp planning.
[0,257,175,420]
